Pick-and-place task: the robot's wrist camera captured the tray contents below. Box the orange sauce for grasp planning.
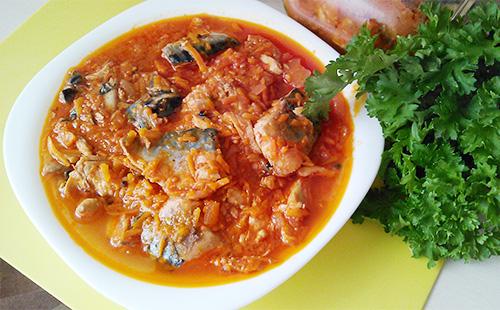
[40,15,353,286]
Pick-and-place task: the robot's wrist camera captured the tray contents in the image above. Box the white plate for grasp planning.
[3,0,383,308]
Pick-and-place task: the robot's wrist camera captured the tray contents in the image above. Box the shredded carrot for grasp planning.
[131,212,150,229]
[186,151,196,177]
[126,130,137,142]
[207,182,218,191]
[110,214,129,247]
[169,75,190,90]
[100,163,111,182]
[203,201,220,227]
[47,137,70,166]
[154,59,170,76]
[183,41,207,73]
[126,173,135,184]
[156,232,167,255]
[74,97,84,115]
[124,228,142,238]
[192,207,201,224]
[137,128,147,137]
[216,177,230,187]
[216,153,231,174]
[179,133,198,142]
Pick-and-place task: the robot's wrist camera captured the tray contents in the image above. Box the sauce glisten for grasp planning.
[40,15,353,286]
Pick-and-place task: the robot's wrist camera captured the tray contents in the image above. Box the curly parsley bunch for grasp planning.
[304,2,499,266]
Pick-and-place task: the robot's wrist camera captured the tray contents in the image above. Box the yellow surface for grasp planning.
[0,1,442,309]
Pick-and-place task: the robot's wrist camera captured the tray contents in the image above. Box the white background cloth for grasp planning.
[0,0,498,309]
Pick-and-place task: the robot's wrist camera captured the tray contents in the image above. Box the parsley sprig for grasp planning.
[305,2,499,266]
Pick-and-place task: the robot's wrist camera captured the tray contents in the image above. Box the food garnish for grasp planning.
[304,2,499,266]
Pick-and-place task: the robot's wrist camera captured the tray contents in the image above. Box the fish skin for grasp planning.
[161,32,240,66]
[141,128,218,161]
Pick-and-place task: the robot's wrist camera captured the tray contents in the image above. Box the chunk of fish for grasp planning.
[162,241,184,267]
[41,150,67,176]
[62,156,114,197]
[145,128,218,158]
[41,158,66,176]
[253,89,315,176]
[75,138,93,156]
[224,112,261,153]
[272,179,309,245]
[193,33,239,56]
[148,228,221,268]
[47,137,80,167]
[175,228,221,261]
[260,54,282,74]
[159,198,200,234]
[121,128,229,199]
[126,81,182,129]
[85,61,111,81]
[59,86,78,104]
[183,84,214,113]
[58,72,83,104]
[75,197,104,221]
[161,42,194,66]
[102,86,117,111]
[144,90,182,117]
[141,197,220,267]
[141,218,166,258]
[279,179,308,220]
[126,99,157,129]
[161,32,239,66]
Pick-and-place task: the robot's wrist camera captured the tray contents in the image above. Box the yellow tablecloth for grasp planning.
[0,1,442,309]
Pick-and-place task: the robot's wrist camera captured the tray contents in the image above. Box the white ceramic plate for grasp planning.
[3,0,384,308]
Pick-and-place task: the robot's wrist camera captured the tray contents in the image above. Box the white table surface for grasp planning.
[1,0,498,309]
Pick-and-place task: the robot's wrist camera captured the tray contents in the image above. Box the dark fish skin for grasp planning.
[161,241,184,267]
[162,42,194,65]
[59,86,78,103]
[125,101,155,129]
[99,82,114,95]
[148,235,164,259]
[157,128,218,152]
[161,32,239,66]
[59,71,83,103]
[125,91,183,129]
[146,236,184,268]
[144,91,182,118]
[281,89,313,142]
[280,88,312,142]
[283,88,306,111]
[142,128,218,162]
[68,72,83,85]
[193,33,239,56]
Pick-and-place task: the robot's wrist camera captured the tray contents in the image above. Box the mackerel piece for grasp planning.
[194,33,239,56]
[126,90,182,129]
[161,32,239,66]
[161,42,194,65]
[120,127,225,199]
[140,128,218,163]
